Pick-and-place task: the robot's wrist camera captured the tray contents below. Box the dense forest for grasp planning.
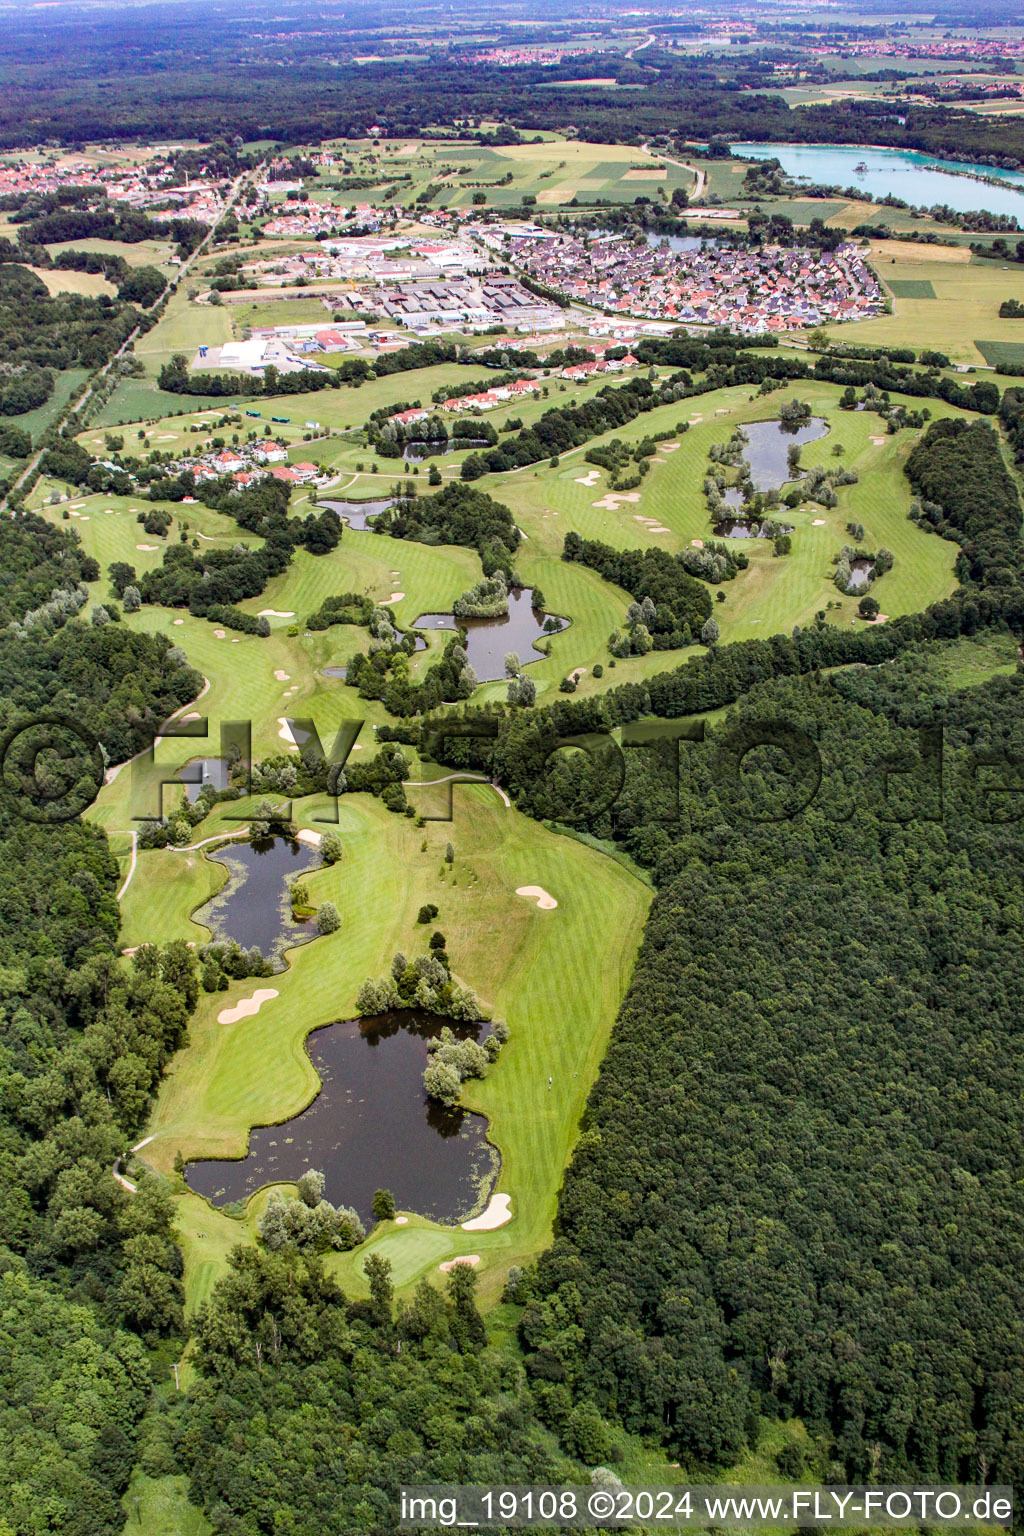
[3,5,1024,166]
[0,513,208,1529]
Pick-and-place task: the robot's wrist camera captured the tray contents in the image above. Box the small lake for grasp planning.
[176,757,229,804]
[645,233,719,253]
[196,835,320,968]
[321,665,348,679]
[742,416,829,490]
[320,497,394,531]
[414,586,567,682]
[847,558,875,590]
[713,518,792,540]
[184,1009,498,1224]
[732,142,1024,220]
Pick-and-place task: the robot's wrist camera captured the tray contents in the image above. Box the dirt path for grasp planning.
[115,830,138,901]
[404,775,512,808]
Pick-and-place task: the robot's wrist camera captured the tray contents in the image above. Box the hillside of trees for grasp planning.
[0,513,208,1529]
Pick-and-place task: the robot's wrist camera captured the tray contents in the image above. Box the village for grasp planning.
[499,228,885,333]
[0,148,232,225]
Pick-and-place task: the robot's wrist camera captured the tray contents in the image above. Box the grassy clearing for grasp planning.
[135,285,234,378]
[928,629,1020,688]
[46,235,176,269]
[30,266,116,298]
[121,1473,212,1536]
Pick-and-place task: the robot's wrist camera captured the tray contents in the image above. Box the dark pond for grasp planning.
[321,665,348,679]
[645,233,719,253]
[184,1010,498,1225]
[846,558,875,590]
[320,497,394,530]
[195,835,321,968]
[740,416,829,492]
[403,439,490,461]
[714,519,765,539]
[176,757,229,804]
[712,517,795,540]
[414,586,567,682]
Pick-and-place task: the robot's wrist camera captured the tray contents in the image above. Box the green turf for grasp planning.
[887,279,937,298]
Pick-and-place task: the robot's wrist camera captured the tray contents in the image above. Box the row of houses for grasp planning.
[390,376,547,424]
[511,231,884,333]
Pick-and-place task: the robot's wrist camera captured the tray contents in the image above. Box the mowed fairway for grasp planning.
[135,788,650,1306]
[485,380,959,653]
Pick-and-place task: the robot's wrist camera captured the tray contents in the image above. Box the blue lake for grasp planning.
[732,143,1024,220]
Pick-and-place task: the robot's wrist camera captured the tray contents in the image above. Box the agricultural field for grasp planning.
[314,136,700,209]
[817,239,1024,362]
[29,265,116,297]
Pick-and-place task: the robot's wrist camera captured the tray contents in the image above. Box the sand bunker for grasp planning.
[277,718,310,747]
[217,988,278,1025]
[593,492,641,511]
[258,609,294,617]
[691,539,704,549]
[173,618,184,625]
[297,829,322,846]
[648,525,670,533]
[395,1215,409,1225]
[811,518,827,526]
[661,442,679,452]
[273,670,290,681]
[213,629,226,639]
[568,667,587,684]
[389,591,405,602]
[517,885,558,910]
[869,435,887,445]
[180,712,200,723]
[462,1194,513,1231]
[575,469,600,487]
[439,1255,480,1272]
[136,543,157,551]
[862,612,889,624]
